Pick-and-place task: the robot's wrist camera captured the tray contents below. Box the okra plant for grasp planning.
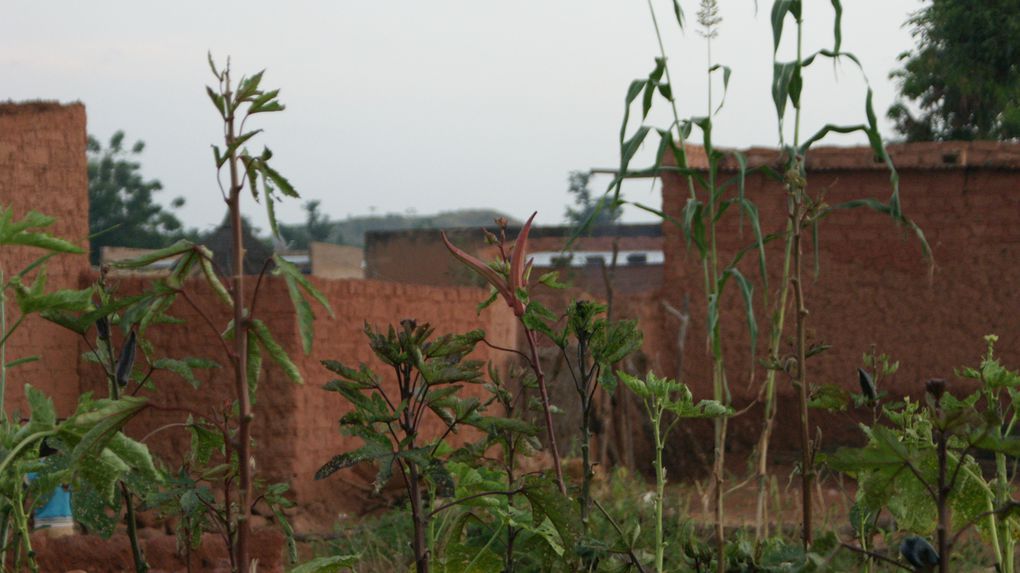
[316,320,520,573]
[619,371,728,573]
[443,214,569,494]
[828,368,1020,573]
[0,207,158,572]
[94,55,331,572]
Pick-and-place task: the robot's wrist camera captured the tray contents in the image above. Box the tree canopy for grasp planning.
[87,131,186,264]
[888,0,1020,141]
[564,171,621,228]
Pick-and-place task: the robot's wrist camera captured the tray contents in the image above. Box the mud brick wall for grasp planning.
[0,102,90,417]
[78,274,518,524]
[365,224,664,297]
[291,277,517,519]
[659,142,1020,453]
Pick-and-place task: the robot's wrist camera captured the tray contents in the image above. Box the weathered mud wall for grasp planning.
[0,102,90,417]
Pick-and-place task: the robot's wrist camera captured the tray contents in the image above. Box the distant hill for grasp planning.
[279,209,518,248]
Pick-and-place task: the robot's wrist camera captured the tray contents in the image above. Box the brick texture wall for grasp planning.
[0,102,90,417]
[78,274,518,522]
[660,142,1020,451]
[366,225,664,298]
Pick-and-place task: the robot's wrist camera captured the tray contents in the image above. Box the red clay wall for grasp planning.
[0,102,90,417]
[660,143,1020,451]
[365,225,664,297]
[78,274,518,525]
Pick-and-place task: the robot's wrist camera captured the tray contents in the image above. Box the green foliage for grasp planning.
[318,321,502,572]
[889,0,1020,141]
[564,171,620,228]
[828,342,1020,572]
[620,371,728,573]
[289,554,360,573]
[87,131,186,265]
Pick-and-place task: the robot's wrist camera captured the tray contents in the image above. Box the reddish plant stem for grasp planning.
[524,328,566,494]
[935,395,949,573]
[225,71,253,571]
[791,186,813,549]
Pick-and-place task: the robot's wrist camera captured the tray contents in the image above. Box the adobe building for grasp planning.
[365,223,664,299]
[0,102,91,416]
[657,142,1020,451]
[0,102,517,524]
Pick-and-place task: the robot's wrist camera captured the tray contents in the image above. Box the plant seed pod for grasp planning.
[115,330,137,388]
[900,535,939,570]
[95,316,111,341]
[925,378,947,401]
[857,368,877,401]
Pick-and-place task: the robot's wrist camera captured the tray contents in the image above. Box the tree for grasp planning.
[564,171,621,227]
[888,0,1020,141]
[304,200,332,244]
[87,131,186,264]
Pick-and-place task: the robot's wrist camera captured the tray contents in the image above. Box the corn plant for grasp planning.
[768,0,932,548]
[619,371,728,573]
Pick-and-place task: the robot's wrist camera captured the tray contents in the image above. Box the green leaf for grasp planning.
[71,479,120,537]
[439,543,503,573]
[709,64,732,114]
[153,357,219,389]
[523,475,582,553]
[720,267,757,368]
[247,333,263,404]
[105,432,159,482]
[5,355,39,369]
[109,240,194,269]
[621,126,652,173]
[537,271,566,289]
[0,207,83,253]
[772,61,798,124]
[274,254,334,316]
[289,555,359,573]
[260,157,298,198]
[188,420,223,466]
[197,247,233,308]
[68,397,149,473]
[830,0,843,53]
[770,0,801,54]
[206,86,226,118]
[808,383,850,412]
[250,318,303,384]
[672,0,685,29]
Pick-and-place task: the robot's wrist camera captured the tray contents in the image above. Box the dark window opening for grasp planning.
[626,253,648,265]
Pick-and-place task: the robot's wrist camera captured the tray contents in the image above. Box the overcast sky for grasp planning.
[2,1,921,231]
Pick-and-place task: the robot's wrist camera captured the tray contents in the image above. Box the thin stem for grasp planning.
[524,328,566,494]
[247,257,274,322]
[1,269,7,421]
[653,409,666,573]
[839,543,913,572]
[754,222,794,542]
[792,190,813,548]
[11,485,37,573]
[225,67,254,572]
[593,498,648,573]
[122,483,148,573]
[427,489,523,519]
[179,289,238,364]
